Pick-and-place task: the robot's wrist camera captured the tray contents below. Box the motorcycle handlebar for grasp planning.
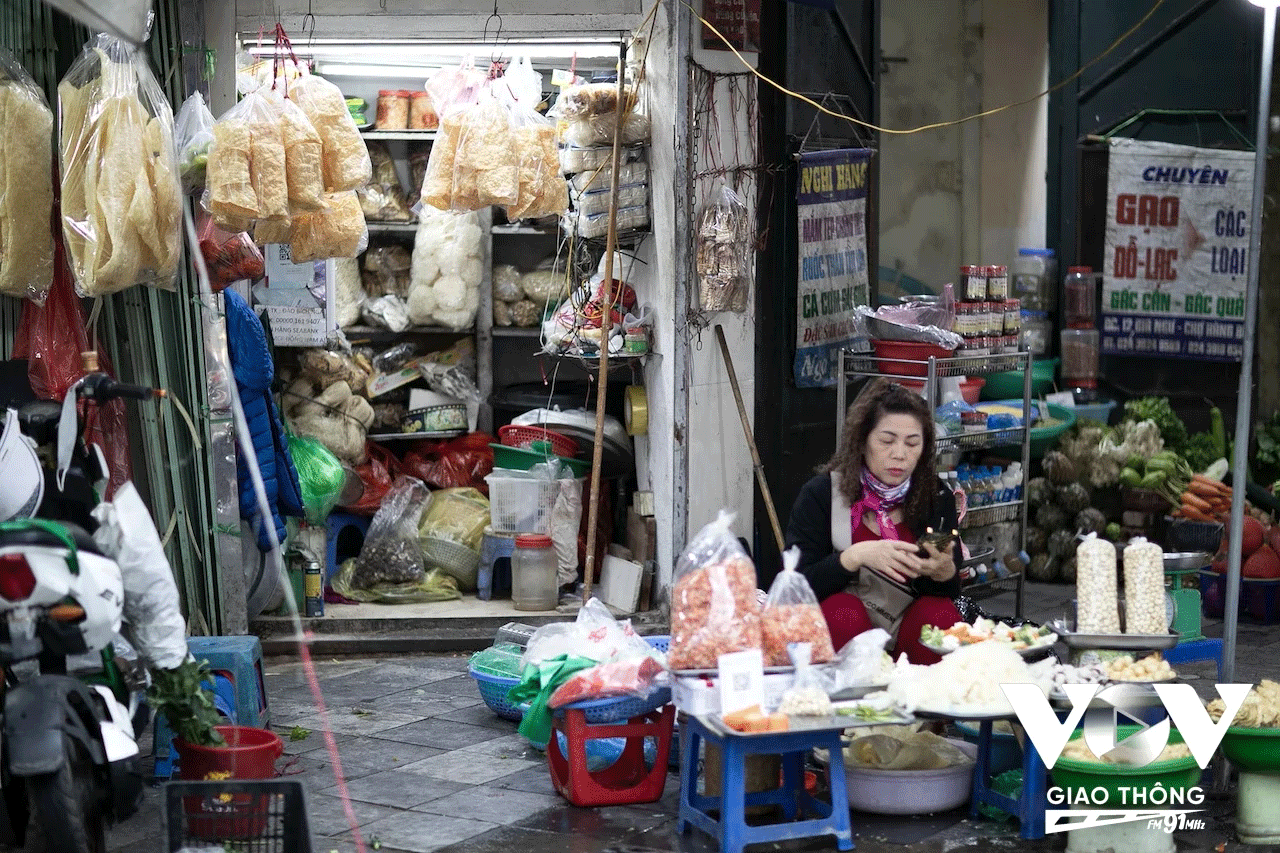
[78,374,164,403]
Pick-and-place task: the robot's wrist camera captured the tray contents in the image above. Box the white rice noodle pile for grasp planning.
[879,643,1053,714]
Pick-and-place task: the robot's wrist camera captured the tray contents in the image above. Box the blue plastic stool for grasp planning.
[1165,637,1225,681]
[151,674,237,780]
[677,714,853,853]
[187,636,270,729]
[478,530,516,601]
[970,718,1048,839]
[326,511,370,583]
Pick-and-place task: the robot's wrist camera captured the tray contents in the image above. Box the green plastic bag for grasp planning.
[331,559,462,603]
[287,432,346,523]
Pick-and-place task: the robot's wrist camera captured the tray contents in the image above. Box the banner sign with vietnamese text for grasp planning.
[794,148,872,387]
[1102,138,1253,362]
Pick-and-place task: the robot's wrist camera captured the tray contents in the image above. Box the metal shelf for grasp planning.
[839,349,1029,379]
[361,129,437,141]
[961,500,1023,529]
[937,427,1027,452]
[365,221,418,233]
[492,327,542,337]
[343,324,471,339]
[491,223,558,236]
[369,429,465,441]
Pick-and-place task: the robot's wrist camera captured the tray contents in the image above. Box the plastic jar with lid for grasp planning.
[1012,248,1057,312]
[409,91,438,130]
[986,265,1009,301]
[512,534,559,611]
[959,265,987,302]
[376,90,410,129]
[1060,328,1100,389]
[1064,265,1099,329]
[1020,310,1053,356]
[1004,299,1021,334]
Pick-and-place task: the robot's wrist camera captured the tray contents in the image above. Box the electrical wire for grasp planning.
[687,0,1166,136]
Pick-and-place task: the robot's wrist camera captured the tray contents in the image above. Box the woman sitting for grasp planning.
[786,378,964,664]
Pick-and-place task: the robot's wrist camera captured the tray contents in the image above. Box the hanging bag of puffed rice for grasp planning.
[667,509,762,671]
[761,546,834,667]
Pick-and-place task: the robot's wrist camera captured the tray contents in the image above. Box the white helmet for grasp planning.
[0,408,43,521]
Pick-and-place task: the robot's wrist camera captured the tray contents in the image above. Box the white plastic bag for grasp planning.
[550,478,582,586]
[91,483,188,670]
[522,596,651,667]
[174,90,215,192]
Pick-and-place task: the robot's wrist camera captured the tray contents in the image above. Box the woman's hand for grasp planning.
[917,541,957,582]
[839,540,926,584]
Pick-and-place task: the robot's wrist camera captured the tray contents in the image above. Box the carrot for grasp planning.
[1188,477,1223,498]
[1181,492,1213,513]
[1181,506,1216,522]
[1192,474,1232,496]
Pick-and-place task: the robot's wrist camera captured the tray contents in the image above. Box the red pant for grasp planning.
[820,591,963,665]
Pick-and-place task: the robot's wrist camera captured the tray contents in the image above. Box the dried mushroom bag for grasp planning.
[59,34,182,297]
[289,73,372,192]
[0,49,54,302]
[451,95,518,210]
[275,91,326,213]
[351,476,431,588]
[667,509,762,671]
[505,108,567,221]
[762,546,834,667]
[289,190,368,263]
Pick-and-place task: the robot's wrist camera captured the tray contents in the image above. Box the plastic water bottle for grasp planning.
[1003,463,1023,501]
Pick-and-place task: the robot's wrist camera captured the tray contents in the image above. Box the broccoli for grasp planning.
[1181,432,1219,474]
[1123,397,1188,453]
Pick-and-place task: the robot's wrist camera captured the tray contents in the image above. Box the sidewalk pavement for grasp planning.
[106,580,1275,853]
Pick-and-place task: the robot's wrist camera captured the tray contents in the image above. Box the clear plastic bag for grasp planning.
[695,182,750,312]
[350,476,431,588]
[206,91,280,223]
[775,643,834,716]
[424,58,486,120]
[852,305,964,350]
[667,510,762,671]
[548,656,666,708]
[175,90,215,193]
[288,72,372,192]
[272,89,326,213]
[333,559,461,603]
[824,628,893,695]
[493,264,524,302]
[761,546,835,667]
[58,34,182,296]
[418,487,489,550]
[0,48,54,302]
[505,56,544,110]
[197,212,265,291]
[523,597,651,667]
[289,190,368,262]
[505,105,567,221]
[453,94,518,209]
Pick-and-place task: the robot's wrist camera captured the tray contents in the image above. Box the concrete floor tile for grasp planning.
[396,749,535,785]
[456,733,542,760]
[320,769,470,809]
[425,825,577,853]
[306,791,405,837]
[412,676,488,698]
[349,811,498,853]
[491,764,557,796]
[374,718,509,750]
[328,737,446,771]
[367,689,488,717]
[287,710,427,736]
[431,703,520,731]
[512,802,670,837]
[281,729,358,756]
[412,787,561,824]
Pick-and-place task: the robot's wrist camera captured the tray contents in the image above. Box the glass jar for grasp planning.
[1064,265,1099,329]
[1061,328,1100,389]
[1004,299,1021,335]
[1020,310,1053,356]
[376,90,410,129]
[960,265,987,302]
[1012,248,1057,312]
[512,534,558,611]
[986,264,1009,301]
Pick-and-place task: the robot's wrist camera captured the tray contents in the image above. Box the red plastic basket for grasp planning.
[498,425,579,457]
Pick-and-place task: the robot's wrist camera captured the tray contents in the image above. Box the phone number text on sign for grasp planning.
[1101,139,1253,362]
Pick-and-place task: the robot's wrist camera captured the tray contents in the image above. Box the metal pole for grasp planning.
[1223,3,1274,684]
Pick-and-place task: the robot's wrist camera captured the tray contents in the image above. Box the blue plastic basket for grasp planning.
[470,670,526,721]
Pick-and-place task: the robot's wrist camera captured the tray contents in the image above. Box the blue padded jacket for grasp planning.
[224,288,303,551]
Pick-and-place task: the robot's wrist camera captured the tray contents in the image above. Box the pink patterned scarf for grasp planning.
[850,467,912,541]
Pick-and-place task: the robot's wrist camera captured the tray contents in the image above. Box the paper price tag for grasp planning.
[717,649,764,715]
[1046,391,1076,408]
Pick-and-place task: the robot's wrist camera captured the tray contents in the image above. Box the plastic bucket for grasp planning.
[175,725,283,781]
[175,726,284,839]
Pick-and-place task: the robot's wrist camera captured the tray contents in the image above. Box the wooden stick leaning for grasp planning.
[582,45,629,604]
[715,324,785,553]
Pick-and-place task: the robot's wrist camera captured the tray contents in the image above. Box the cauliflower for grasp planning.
[1091,419,1163,488]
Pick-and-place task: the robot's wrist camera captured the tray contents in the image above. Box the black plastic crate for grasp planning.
[165,780,311,853]
[1166,517,1224,554]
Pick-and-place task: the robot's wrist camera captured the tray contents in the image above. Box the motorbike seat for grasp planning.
[0,522,102,556]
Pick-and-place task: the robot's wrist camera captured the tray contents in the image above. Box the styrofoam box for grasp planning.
[672,672,796,716]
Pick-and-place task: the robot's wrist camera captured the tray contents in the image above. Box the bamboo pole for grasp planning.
[582,43,629,604]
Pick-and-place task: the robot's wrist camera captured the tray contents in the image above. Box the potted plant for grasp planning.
[149,658,283,781]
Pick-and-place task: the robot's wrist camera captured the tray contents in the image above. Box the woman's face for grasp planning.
[863,412,925,486]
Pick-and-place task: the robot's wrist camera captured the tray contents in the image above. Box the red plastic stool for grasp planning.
[547,704,675,807]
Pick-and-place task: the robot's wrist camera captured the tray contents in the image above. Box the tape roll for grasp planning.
[624,385,649,436]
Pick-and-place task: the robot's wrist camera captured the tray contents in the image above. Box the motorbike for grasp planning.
[0,360,159,853]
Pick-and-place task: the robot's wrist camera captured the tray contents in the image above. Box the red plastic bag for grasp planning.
[11,241,132,496]
[401,431,494,493]
[548,657,664,709]
[341,442,399,516]
[197,212,265,292]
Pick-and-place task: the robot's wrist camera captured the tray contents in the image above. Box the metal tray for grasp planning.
[1048,679,1174,711]
[1049,621,1180,651]
[911,704,1017,722]
[697,708,913,739]
[671,666,796,679]
[1164,551,1212,571]
[921,638,1057,660]
[829,682,891,702]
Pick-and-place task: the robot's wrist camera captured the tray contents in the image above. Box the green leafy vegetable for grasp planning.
[289,726,311,742]
[1180,432,1219,474]
[1254,411,1280,486]
[1123,397,1188,453]
[147,659,226,747]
